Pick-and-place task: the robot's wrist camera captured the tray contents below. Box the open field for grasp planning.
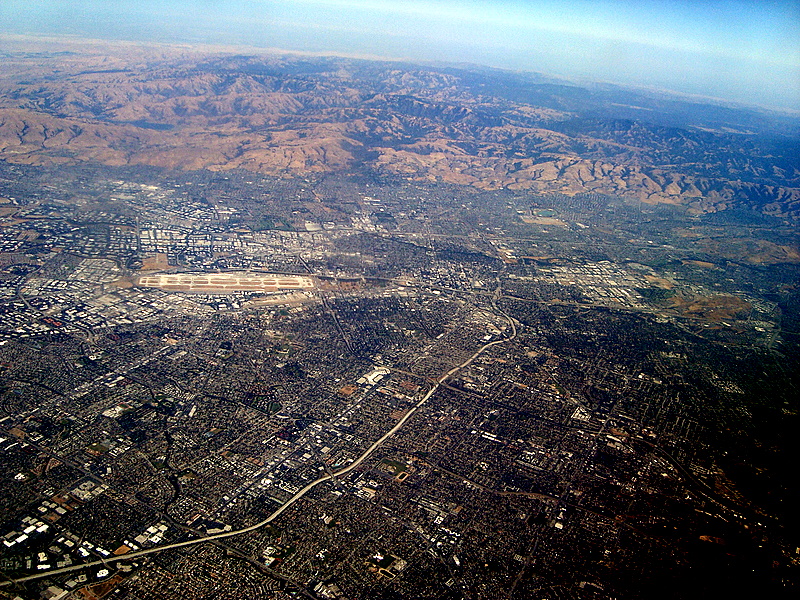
[136,272,315,293]
[140,253,169,271]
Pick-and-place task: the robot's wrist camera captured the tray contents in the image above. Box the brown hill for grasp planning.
[1,37,798,217]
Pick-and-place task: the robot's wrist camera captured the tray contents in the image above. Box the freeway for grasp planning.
[1,303,517,589]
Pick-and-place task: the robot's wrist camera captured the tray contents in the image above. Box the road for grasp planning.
[1,302,517,589]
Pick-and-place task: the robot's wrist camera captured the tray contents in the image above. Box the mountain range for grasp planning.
[1,37,798,217]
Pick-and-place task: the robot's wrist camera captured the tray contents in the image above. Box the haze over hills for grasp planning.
[1,33,800,600]
[1,38,798,219]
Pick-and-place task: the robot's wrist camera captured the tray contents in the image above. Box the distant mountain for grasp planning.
[1,39,798,217]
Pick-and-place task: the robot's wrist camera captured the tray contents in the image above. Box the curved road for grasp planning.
[1,306,517,589]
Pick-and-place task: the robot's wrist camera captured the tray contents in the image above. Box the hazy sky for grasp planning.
[2,0,799,109]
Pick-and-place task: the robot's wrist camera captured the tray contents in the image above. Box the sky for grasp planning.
[2,0,799,109]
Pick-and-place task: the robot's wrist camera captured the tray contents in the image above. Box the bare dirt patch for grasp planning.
[140,253,169,271]
[668,295,751,322]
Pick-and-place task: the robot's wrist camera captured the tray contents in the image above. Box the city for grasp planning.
[0,31,797,599]
[0,157,796,598]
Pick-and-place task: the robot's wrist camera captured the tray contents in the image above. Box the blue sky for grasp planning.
[2,0,799,109]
